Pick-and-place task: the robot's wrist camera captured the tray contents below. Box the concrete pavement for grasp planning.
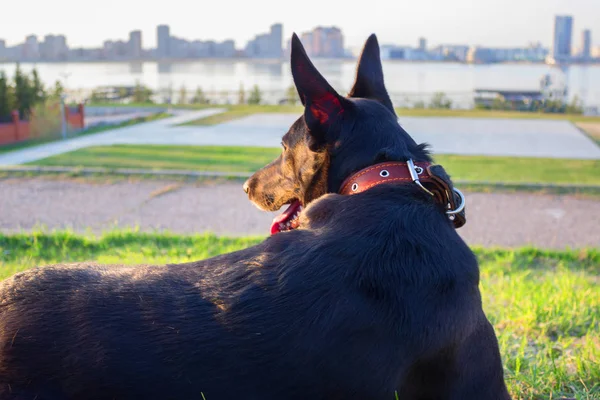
[1,178,599,249]
[197,114,600,159]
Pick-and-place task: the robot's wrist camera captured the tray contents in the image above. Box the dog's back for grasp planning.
[0,192,505,399]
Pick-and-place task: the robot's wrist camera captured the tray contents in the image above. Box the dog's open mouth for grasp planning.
[270,200,303,235]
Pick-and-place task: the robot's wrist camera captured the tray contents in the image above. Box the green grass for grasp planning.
[182,104,303,126]
[28,144,600,186]
[576,122,600,146]
[395,108,600,123]
[29,144,280,173]
[0,112,171,155]
[174,103,600,126]
[434,154,600,186]
[1,230,598,399]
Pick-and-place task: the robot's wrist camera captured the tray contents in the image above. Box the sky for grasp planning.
[2,0,599,50]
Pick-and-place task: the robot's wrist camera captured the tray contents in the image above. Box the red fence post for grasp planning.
[11,110,19,141]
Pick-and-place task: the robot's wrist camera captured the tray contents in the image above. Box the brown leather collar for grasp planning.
[339,161,466,229]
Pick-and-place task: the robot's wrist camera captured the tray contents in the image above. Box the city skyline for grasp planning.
[1,0,597,50]
[1,16,598,65]
[0,24,359,62]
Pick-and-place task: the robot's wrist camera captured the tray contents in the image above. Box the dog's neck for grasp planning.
[338,160,432,196]
[335,160,467,229]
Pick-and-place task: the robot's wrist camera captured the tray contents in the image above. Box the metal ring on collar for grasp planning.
[446,188,466,215]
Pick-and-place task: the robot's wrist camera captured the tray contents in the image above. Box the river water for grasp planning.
[1,60,598,109]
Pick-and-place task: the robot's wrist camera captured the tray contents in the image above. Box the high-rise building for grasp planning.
[418,37,427,51]
[302,26,344,58]
[215,40,236,58]
[552,15,573,62]
[169,36,189,58]
[581,29,592,60]
[40,34,55,59]
[429,45,470,62]
[270,23,283,58]
[23,35,39,60]
[129,30,143,59]
[300,32,314,55]
[245,23,284,58]
[157,25,171,58]
[40,34,67,60]
[56,35,68,60]
[103,40,115,59]
[103,40,129,59]
[0,39,5,59]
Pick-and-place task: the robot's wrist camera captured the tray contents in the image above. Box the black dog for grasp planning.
[0,34,510,400]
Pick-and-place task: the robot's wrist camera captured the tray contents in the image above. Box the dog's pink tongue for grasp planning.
[270,200,302,235]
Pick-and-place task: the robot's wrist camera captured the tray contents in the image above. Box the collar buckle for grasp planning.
[406,159,434,197]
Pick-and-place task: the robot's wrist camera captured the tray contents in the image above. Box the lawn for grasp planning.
[29,145,279,173]
[29,144,600,186]
[176,104,600,126]
[0,112,171,155]
[576,122,600,146]
[182,104,303,126]
[1,230,598,399]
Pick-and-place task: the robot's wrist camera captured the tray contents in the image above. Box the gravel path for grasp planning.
[1,178,599,249]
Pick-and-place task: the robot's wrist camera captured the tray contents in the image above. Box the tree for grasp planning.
[286,85,298,105]
[237,83,246,105]
[13,64,34,119]
[117,87,129,101]
[191,86,208,104]
[163,84,174,105]
[491,95,509,111]
[565,95,583,114]
[133,82,153,104]
[178,85,188,105]
[412,100,426,109]
[247,85,262,105]
[50,80,65,99]
[30,68,46,104]
[429,92,452,109]
[0,71,13,122]
[90,89,106,104]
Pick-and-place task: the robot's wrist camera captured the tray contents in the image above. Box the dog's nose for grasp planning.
[243,179,250,194]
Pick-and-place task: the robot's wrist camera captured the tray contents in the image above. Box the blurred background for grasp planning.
[1,0,599,112]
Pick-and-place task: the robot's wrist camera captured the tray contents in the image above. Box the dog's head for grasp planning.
[244,33,432,234]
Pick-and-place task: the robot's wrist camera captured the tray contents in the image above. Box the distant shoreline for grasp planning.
[1,58,584,66]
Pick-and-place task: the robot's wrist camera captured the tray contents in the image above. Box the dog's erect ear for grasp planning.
[348,34,395,115]
[290,33,348,150]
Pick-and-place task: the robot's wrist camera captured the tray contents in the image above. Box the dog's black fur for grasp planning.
[0,34,511,400]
